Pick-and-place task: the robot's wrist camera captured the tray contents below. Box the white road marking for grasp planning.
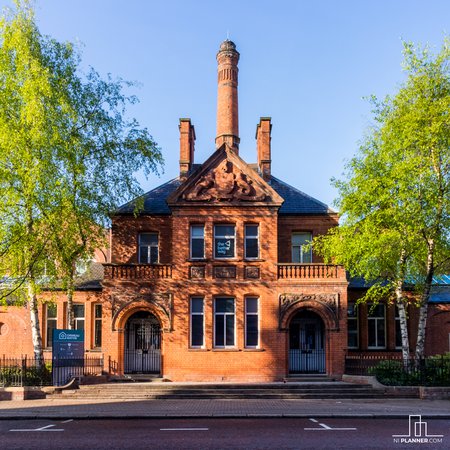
[10,424,64,432]
[160,428,209,431]
[61,419,73,423]
[305,419,357,431]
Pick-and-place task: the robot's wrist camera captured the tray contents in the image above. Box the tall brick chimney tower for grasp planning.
[215,40,240,152]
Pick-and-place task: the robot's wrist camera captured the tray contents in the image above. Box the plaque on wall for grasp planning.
[214,266,237,279]
[190,266,206,279]
[245,266,260,279]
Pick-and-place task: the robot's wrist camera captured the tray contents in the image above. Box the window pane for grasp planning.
[46,319,56,348]
[191,239,204,258]
[377,320,385,347]
[215,238,235,257]
[94,321,102,348]
[292,233,311,246]
[191,298,203,313]
[348,333,358,348]
[245,225,258,237]
[246,315,258,347]
[368,320,376,347]
[215,225,234,236]
[245,238,258,258]
[215,315,224,346]
[73,304,85,318]
[301,249,312,263]
[348,303,357,317]
[395,319,402,348]
[191,225,204,237]
[47,304,57,318]
[150,246,158,263]
[246,298,258,313]
[226,315,234,346]
[139,233,158,245]
[348,319,357,332]
[191,315,204,346]
[216,298,234,313]
[75,320,85,331]
[95,304,102,319]
[369,304,384,317]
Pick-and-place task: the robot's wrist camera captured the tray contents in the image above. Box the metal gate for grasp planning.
[289,313,325,374]
[124,312,161,374]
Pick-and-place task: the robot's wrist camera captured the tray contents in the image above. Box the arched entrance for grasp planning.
[289,310,325,374]
[124,311,161,374]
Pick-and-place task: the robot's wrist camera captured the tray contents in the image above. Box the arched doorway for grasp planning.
[289,310,325,374]
[124,311,161,374]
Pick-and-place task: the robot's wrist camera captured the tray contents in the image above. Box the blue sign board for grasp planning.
[52,329,85,386]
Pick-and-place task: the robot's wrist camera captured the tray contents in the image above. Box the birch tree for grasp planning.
[315,40,450,365]
[0,1,163,362]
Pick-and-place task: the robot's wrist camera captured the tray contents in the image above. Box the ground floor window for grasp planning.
[347,302,359,349]
[368,304,385,349]
[73,304,85,331]
[245,297,259,348]
[214,297,235,347]
[46,304,57,348]
[94,304,102,349]
[190,297,204,347]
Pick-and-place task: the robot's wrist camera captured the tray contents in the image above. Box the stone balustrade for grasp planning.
[277,263,345,280]
[103,264,172,280]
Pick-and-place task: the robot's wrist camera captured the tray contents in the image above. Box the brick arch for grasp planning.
[113,300,170,332]
[280,297,338,331]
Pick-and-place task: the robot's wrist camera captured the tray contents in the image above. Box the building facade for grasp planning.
[1,41,449,382]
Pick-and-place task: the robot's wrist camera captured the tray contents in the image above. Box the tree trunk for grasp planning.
[415,239,434,361]
[66,275,75,330]
[28,281,44,369]
[395,250,410,369]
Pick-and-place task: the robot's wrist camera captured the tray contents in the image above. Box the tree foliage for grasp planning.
[0,1,163,362]
[315,39,450,361]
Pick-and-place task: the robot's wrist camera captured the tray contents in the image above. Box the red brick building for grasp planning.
[1,40,449,381]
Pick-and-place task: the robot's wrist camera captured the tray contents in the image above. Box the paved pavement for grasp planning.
[0,397,449,420]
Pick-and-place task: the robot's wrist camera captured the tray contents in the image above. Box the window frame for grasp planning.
[45,303,57,348]
[214,224,236,259]
[72,303,85,331]
[190,224,205,260]
[245,297,259,348]
[347,302,359,349]
[214,297,236,348]
[138,232,159,264]
[367,303,386,349]
[93,304,102,349]
[244,224,259,260]
[291,232,313,263]
[190,297,205,348]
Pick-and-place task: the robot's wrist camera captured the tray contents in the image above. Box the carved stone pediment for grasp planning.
[167,144,284,206]
[279,293,340,330]
[183,160,266,202]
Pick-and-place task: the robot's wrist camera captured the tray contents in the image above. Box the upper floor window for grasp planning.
[190,225,205,259]
[46,304,57,348]
[368,304,385,349]
[292,232,312,263]
[214,225,235,259]
[245,225,259,259]
[139,233,159,264]
[347,302,359,349]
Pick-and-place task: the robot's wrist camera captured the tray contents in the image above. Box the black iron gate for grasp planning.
[289,312,325,374]
[124,312,161,374]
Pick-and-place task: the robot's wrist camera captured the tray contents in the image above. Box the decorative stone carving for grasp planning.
[245,266,260,279]
[183,160,266,202]
[190,266,205,279]
[279,293,340,330]
[214,266,237,279]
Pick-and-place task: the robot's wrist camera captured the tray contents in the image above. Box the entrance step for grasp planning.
[49,381,418,400]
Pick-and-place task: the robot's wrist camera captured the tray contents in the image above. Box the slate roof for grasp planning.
[115,175,333,215]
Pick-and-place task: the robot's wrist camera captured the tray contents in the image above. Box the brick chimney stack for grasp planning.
[256,117,272,181]
[179,118,195,178]
[215,40,240,152]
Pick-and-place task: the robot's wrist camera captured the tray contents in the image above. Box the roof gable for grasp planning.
[167,144,284,207]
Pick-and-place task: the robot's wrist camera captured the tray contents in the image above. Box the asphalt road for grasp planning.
[0,417,448,449]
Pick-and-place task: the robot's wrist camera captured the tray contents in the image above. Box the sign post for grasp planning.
[52,329,85,386]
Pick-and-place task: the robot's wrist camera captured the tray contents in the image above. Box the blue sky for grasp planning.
[2,0,450,207]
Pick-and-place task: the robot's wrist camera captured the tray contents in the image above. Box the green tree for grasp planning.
[315,40,450,365]
[0,1,163,364]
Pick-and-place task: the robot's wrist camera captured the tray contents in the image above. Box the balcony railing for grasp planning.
[103,264,172,280]
[277,263,345,280]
